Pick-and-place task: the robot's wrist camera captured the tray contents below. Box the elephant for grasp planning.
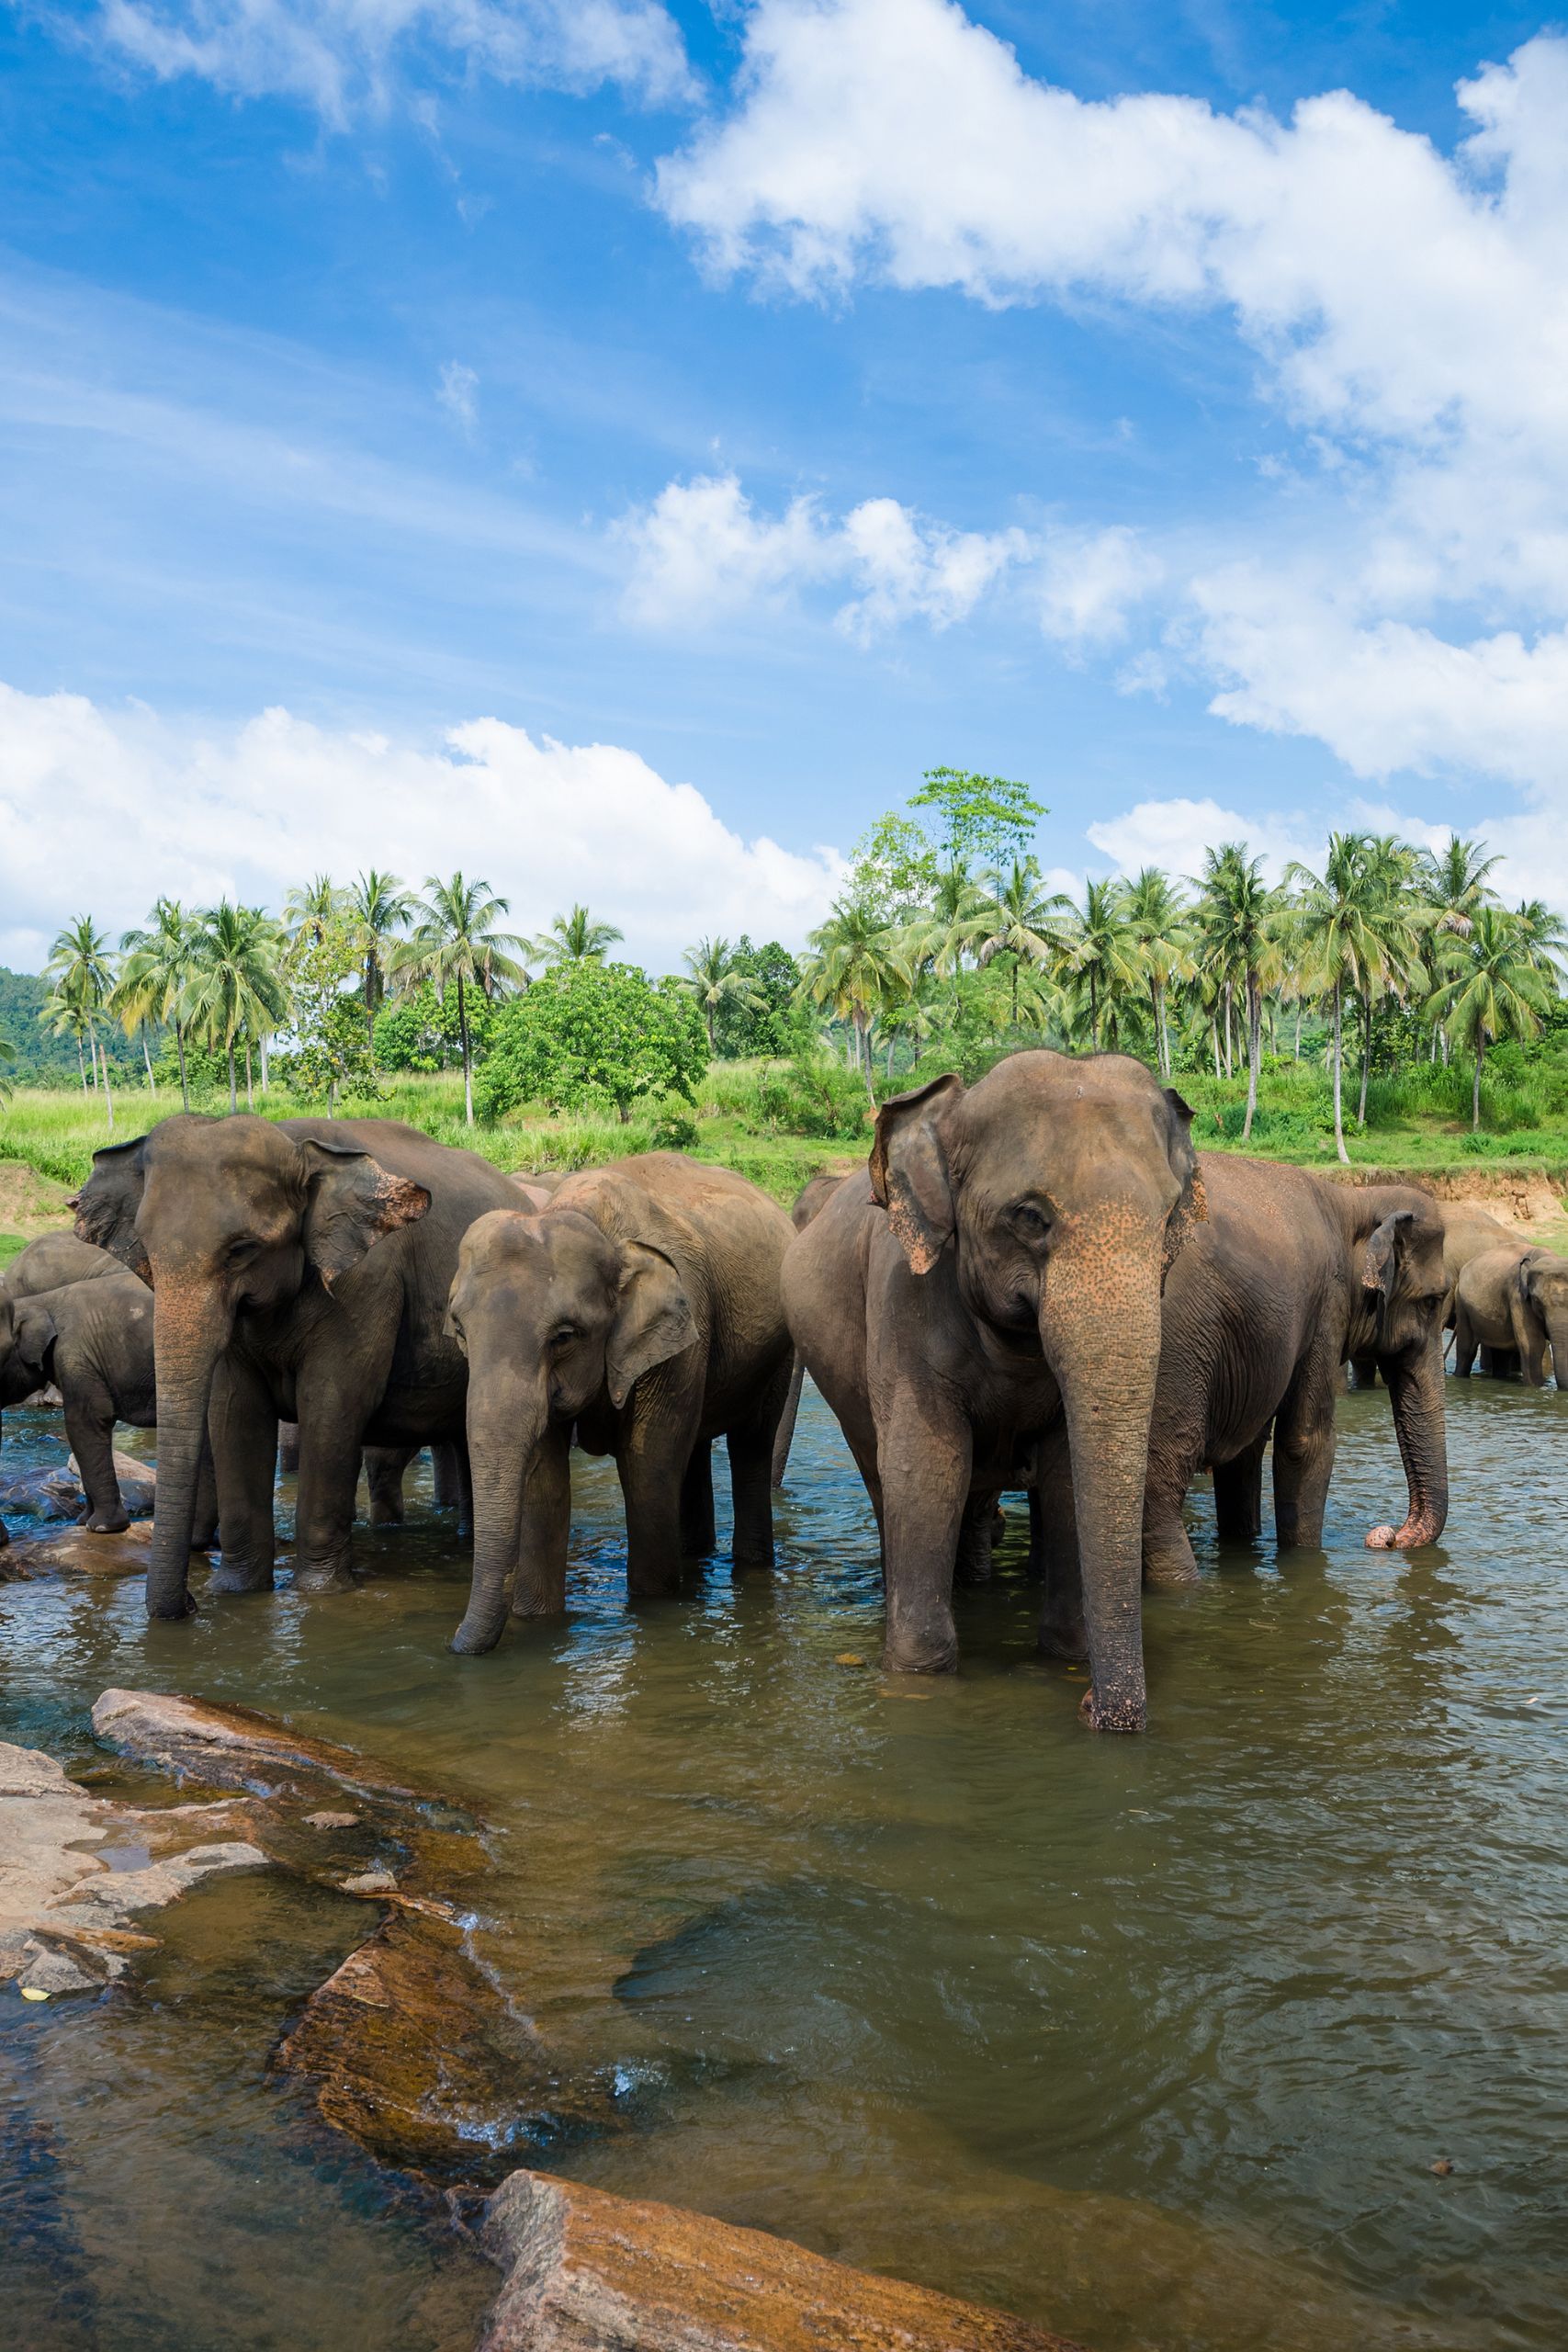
[1454,1245,1568,1385]
[445,1152,795,1654]
[0,1272,219,1536]
[771,1165,854,1487]
[71,1112,523,1616]
[1,1232,123,1302]
[362,1438,470,1527]
[1116,1159,1449,1603]
[782,1053,1207,1732]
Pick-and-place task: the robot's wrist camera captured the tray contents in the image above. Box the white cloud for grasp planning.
[615,469,1031,636]
[0,684,841,972]
[1085,796,1318,888]
[437,359,479,435]
[653,6,1568,801]
[1040,526,1161,651]
[89,0,692,124]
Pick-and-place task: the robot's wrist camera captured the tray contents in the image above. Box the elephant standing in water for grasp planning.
[446,1153,794,1654]
[771,1166,853,1487]
[72,1114,522,1615]
[1,1233,127,1546]
[1455,1245,1568,1385]
[1110,1159,1449,1609]
[783,1054,1207,1732]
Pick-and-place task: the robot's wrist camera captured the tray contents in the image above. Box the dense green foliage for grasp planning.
[475,961,707,1125]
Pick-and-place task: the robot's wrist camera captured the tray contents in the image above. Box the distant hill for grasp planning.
[0,967,141,1080]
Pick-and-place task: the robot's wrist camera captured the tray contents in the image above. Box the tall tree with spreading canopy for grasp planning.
[114,898,195,1105]
[43,915,119,1127]
[396,874,527,1125]
[183,902,289,1114]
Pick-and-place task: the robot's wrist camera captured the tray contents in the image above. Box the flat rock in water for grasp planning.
[0,1453,155,1523]
[479,2169,1087,2352]
[0,1738,266,1996]
[3,1522,162,1577]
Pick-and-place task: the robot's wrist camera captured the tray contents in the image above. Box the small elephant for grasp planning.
[1,1232,124,1302]
[0,1272,217,1536]
[446,1153,795,1653]
[1455,1245,1568,1385]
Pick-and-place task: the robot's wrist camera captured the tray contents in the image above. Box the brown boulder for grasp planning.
[479,2169,1087,2352]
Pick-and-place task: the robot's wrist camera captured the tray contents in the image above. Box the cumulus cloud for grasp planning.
[615,470,1031,637]
[1040,526,1162,652]
[1085,796,1319,887]
[653,4,1568,799]
[0,683,841,972]
[89,0,692,123]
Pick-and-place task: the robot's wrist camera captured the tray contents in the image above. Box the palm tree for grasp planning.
[0,1028,14,1113]
[1060,878,1145,1050]
[798,899,913,1106]
[680,937,764,1053]
[971,857,1074,1030]
[284,874,346,948]
[182,902,290,1114]
[1427,905,1555,1130]
[1118,865,1191,1080]
[1287,833,1418,1162]
[395,874,527,1124]
[43,915,118,1128]
[1192,845,1281,1138]
[532,905,623,966]
[347,870,413,1068]
[114,898,195,1105]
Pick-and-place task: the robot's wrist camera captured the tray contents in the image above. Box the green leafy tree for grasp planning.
[1191,845,1282,1139]
[1060,878,1144,1050]
[284,874,347,947]
[1286,833,1420,1163]
[716,937,803,1057]
[797,900,914,1105]
[909,767,1046,869]
[531,904,624,967]
[1117,866,1191,1080]
[373,978,492,1073]
[476,960,706,1125]
[283,910,373,1113]
[972,856,1074,1030]
[0,1027,13,1113]
[843,813,940,922]
[1428,905,1556,1129]
[679,936,765,1052]
[394,874,527,1125]
[347,870,412,1069]
[182,902,289,1114]
[42,915,119,1126]
[114,898,195,1105]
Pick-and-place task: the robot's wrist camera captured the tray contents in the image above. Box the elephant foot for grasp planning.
[1365,1510,1444,1550]
[451,1619,502,1655]
[291,1560,355,1593]
[882,1632,959,1675]
[367,1504,405,1529]
[206,1560,276,1595]
[146,1590,198,1620]
[1078,1683,1146,1733]
[732,1541,775,1572]
[1039,1617,1089,1663]
[82,1510,132,1535]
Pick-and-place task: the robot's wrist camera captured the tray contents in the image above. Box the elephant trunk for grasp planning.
[452,1385,544,1655]
[1545,1312,1568,1391]
[1041,1238,1164,1734]
[147,1286,231,1617]
[1366,1343,1449,1549]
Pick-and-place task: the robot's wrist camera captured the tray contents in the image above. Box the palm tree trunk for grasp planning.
[1242,969,1261,1139]
[175,1023,190,1112]
[1472,1036,1483,1131]
[141,1026,156,1093]
[366,956,378,1066]
[1332,984,1348,1164]
[1357,996,1372,1128]
[227,1041,237,1114]
[1211,1017,1221,1080]
[1011,956,1019,1030]
[707,1004,716,1053]
[244,1036,254,1111]
[260,1035,270,1093]
[854,1011,874,1108]
[1089,971,1099,1050]
[76,1033,88,1093]
[1223,980,1234,1077]
[1293,1002,1303,1061]
[458,972,473,1125]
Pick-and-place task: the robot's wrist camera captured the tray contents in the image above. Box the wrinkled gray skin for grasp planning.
[771,1166,853,1487]
[361,1439,470,1529]
[1,1233,123,1302]
[1455,1244,1568,1386]
[446,1153,794,1655]
[0,1272,219,1536]
[72,1113,521,1616]
[782,1054,1205,1733]
[1081,1159,1449,1626]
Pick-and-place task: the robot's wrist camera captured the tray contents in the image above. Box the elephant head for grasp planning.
[871,1051,1205,1732]
[1356,1202,1450,1548]
[0,1293,57,1408]
[1513,1249,1568,1388]
[444,1203,695,1653]
[71,1114,429,1617]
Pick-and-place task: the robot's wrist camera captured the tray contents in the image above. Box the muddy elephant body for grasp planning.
[1455,1245,1568,1385]
[72,1113,523,1614]
[782,1053,1205,1733]
[447,1153,795,1653]
[1128,1158,1449,1588]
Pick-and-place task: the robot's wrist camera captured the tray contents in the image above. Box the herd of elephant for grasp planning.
[0,1052,1562,1733]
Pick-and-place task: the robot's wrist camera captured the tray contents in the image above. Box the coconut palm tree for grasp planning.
[1192,845,1282,1139]
[680,937,765,1053]
[532,905,623,966]
[971,857,1075,1030]
[347,870,413,1068]
[1059,877,1144,1051]
[396,874,528,1125]
[43,915,119,1127]
[0,1028,13,1112]
[182,902,290,1114]
[1287,833,1419,1163]
[1427,905,1555,1130]
[114,898,196,1105]
[1117,866,1191,1080]
[797,899,913,1106]
[284,874,346,948]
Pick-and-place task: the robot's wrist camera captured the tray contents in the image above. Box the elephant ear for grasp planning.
[1160,1089,1208,1277]
[8,1296,58,1391]
[70,1133,155,1283]
[869,1074,964,1275]
[297,1140,432,1287]
[1362,1208,1416,1301]
[606,1239,696,1409]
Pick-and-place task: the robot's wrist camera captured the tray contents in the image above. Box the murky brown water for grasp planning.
[2,1375,1565,2352]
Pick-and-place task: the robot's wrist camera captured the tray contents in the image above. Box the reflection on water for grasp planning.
[2,1379,1566,2352]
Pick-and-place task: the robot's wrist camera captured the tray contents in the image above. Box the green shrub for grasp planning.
[475,963,706,1125]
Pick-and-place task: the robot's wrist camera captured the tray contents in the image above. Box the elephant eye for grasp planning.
[226,1238,261,1265]
[550,1323,581,1350]
[1012,1203,1051,1239]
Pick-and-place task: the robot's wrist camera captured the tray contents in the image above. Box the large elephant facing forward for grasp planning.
[783,1053,1206,1732]
[1455,1245,1568,1385]
[72,1113,522,1616]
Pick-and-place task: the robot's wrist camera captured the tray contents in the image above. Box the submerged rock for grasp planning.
[0,1453,155,1523]
[2,1522,164,1578]
[0,1739,266,1996]
[479,2168,1086,2352]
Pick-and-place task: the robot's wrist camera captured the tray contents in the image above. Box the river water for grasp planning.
[1,1374,1564,2352]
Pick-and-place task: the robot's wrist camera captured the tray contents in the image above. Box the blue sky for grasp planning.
[3,0,1566,968]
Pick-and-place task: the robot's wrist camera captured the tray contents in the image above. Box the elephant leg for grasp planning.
[954,1488,998,1587]
[619,1389,704,1599]
[680,1442,716,1556]
[770,1353,807,1488]
[206,1356,277,1593]
[277,1419,300,1473]
[363,1444,412,1527]
[1451,1306,1477,1375]
[64,1385,130,1533]
[192,1435,220,1551]
[512,1427,572,1618]
[1213,1435,1268,1544]
[727,1417,777,1570]
[1023,1486,1045,1581]
[1272,1365,1337,1550]
[290,1377,368,1591]
[876,1394,970,1673]
[431,1439,464,1512]
[1347,1353,1380,1389]
[1034,1431,1088,1658]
